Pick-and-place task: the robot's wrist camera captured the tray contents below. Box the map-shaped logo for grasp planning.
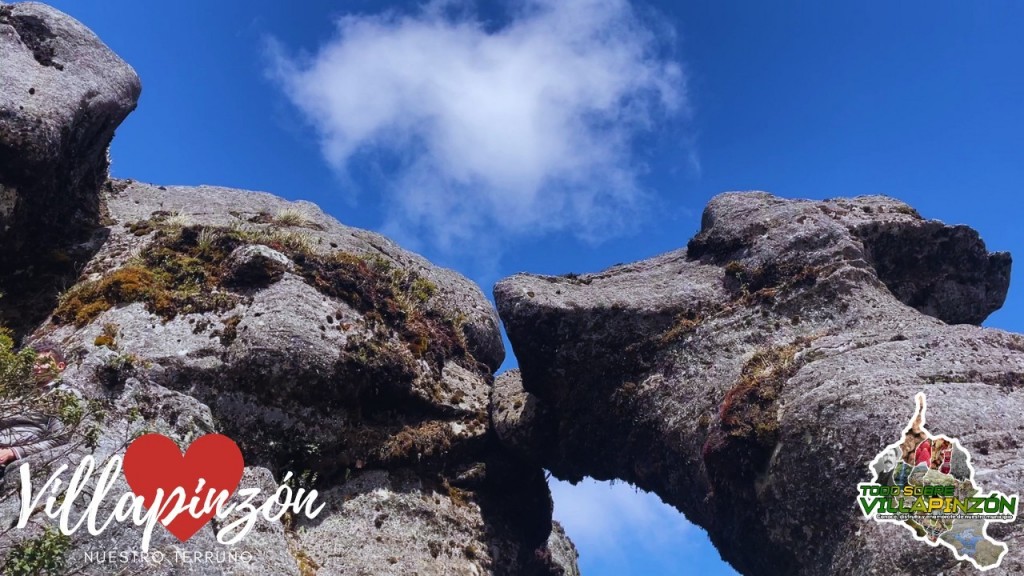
[858,393,1018,570]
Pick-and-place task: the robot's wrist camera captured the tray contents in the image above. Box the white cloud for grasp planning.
[549,476,699,564]
[271,0,684,252]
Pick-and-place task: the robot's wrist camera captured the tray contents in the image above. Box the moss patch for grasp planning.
[659,308,706,345]
[216,314,242,346]
[94,323,119,349]
[702,336,814,487]
[56,220,468,370]
[378,420,455,465]
[298,253,466,366]
[288,539,320,576]
[719,341,806,451]
[724,260,821,306]
[54,226,243,327]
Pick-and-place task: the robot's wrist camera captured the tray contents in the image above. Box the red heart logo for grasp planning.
[123,434,245,542]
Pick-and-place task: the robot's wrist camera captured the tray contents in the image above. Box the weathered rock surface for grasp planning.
[0,4,575,575]
[0,179,571,575]
[7,3,1022,576]
[495,192,1021,575]
[0,0,141,335]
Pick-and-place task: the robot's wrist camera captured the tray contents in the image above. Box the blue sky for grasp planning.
[41,1,1023,574]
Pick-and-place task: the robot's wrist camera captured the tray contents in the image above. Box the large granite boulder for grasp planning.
[0,3,575,574]
[0,1,141,335]
[0,180,572,575]
[495,192,1021,575]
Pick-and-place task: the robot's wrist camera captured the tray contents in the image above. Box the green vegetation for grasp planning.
[718,338,812,457]
[561,272,592,285]
[723,260,821,306]
[127,220,156,236]
[216,314,242,346]
[697,413,711,429]
[58,215,465,370]
[3,527,73,576]
[1,326,79,420]
[0,327,36,400]
[299,252,463,365]
[54,225,241,327]
[93,323,118,349]
[1,320,103,457]
[290,544,319,576]
[273,207,312,228]
[378,420,455,465]
[95,353,141,391]
[892,205,921,217]
[657,260,824,350]
[660,308,705,344]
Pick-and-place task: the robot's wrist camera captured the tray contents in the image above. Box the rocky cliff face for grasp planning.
[0,4,576,575]
[495,193,1020,575]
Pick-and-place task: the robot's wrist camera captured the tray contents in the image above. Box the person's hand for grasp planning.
[0,448,16,465]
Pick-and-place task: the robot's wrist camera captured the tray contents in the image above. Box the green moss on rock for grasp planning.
[54,226,243,326]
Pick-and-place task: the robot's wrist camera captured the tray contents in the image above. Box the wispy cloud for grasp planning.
[270,0,684,253]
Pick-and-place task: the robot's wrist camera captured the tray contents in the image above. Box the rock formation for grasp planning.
[495,192,1021,575]
[0,1,140,336]
[2,3,1021,576]
[0,4,576,575]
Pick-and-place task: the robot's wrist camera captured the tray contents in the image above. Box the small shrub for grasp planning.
[53,227,242,327]
[95,353,139,390]
[724,260,746,278]
[720,342,803,437]
[892,205,921,218]
[561,272,592,285]
[4,527,72,576]
[52,391,85,428]
[217,315,242,346]
[163,212,194,228]
[0,328,36,400]
[196,227,220,254]
[660,309,704,344]
[273,208,311,228]
[94,323,119,349]
[410,276,437,303]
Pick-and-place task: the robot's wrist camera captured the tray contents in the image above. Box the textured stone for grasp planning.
[222,244,292,288]
[1,179,569,575]
[492,369,553,463]
[0,5,571,575]
[0,1,141,335]
[545,522,580,576]
[0,0,140,240]
[495,191,1020,576]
